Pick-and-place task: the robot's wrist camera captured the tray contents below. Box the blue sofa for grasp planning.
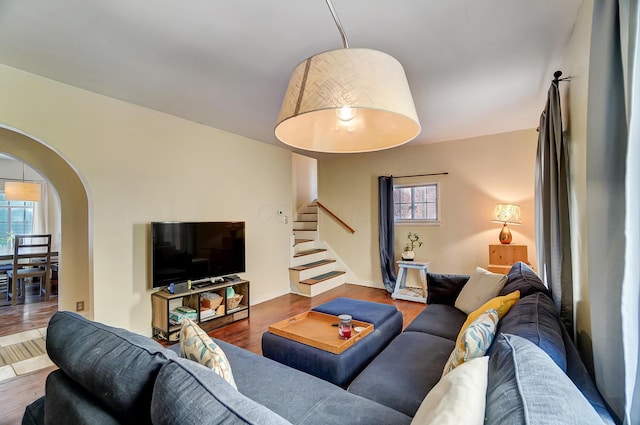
[23,262,614,424]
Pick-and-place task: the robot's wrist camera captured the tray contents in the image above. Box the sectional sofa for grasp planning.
[23,262,614,424]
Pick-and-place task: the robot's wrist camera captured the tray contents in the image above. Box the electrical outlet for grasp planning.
[76,301,84,312]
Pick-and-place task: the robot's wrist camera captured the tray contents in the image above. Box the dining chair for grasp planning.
[7,234,52,305]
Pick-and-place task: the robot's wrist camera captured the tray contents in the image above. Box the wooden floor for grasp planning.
[0,284,427,425]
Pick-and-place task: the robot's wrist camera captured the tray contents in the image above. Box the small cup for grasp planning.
[338,314,352,339]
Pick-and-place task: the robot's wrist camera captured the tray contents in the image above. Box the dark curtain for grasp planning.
[535,78,574,337]
[378,176,396,292]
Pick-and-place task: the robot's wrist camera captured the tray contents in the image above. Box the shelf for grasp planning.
[152,279,250,342]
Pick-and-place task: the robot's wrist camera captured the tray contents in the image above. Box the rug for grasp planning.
[0,337,47,367]
[0,331,54,383]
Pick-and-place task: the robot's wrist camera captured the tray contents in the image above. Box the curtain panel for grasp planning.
[535,79,574,337]
[377,176,396,293]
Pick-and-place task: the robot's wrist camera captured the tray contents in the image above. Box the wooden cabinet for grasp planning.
[488,245,528,274]
[151,279,249,342]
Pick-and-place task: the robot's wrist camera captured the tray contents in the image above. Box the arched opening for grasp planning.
[0,126,92,316]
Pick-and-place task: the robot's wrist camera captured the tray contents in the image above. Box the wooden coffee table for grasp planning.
[268,310,374,354]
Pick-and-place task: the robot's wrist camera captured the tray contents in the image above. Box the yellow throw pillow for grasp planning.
[442,290,521,376]
[459,290,521,335]
[180,318,237,389]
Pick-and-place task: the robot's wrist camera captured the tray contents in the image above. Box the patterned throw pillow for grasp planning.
[179,318,237,389]
[442,309,499,376]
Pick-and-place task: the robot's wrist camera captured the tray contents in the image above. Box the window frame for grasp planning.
[0,192,35,250]
[393,182,441,225]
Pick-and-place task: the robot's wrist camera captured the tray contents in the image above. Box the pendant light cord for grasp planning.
[325,0,349,48]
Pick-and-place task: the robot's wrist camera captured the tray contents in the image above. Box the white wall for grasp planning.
[0,64,293,334]
[318,129,537,287]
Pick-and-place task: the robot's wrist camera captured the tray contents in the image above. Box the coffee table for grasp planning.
[262,297,403,387]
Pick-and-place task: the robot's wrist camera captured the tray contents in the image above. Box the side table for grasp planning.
[391,260,430,303]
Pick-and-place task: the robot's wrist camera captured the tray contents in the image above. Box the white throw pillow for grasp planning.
[411,356,489,425]
[454,267,507,314]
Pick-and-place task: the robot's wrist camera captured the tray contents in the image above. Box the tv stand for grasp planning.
[151,279,249,342]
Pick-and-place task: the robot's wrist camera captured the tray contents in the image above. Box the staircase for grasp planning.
[289,202,346,297]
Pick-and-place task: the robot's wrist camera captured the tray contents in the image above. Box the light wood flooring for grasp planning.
[0,284,427,425]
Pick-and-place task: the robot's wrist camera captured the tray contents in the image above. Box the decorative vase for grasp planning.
[402,250,415,261]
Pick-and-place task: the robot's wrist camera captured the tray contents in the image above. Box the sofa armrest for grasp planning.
[426,272,469,305]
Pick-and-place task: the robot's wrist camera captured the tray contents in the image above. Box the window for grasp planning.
[394,183,439,222]
[0,192,34,250]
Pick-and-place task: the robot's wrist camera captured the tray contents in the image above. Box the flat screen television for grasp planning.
[151,221,245,288]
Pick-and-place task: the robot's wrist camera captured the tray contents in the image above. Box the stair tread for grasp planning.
[289,259,336,271]
[293,248,326,257]
[300,271,346,285]
[294,239,314,245]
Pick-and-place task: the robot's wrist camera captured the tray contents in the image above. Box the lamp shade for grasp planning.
[491,203,521,224]
[4,181,41,202]
[275,48,421,153]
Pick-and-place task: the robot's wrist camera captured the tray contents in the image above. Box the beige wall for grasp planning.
[318,129,538,287]
[559,0,594,371]
[291,153,317,212]
[0,64,293,333]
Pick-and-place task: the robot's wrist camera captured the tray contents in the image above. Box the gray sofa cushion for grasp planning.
[486,334,603,425]
[493,292,567,371]
[347,331,455,417]
[21,396,44,425]
[500,262,551,298]
[217,339,412,425]
[426,272,469,305]
[46,311,177,424]
[151,357,293,425]
[44,370,121,425]
[403,304,467,340]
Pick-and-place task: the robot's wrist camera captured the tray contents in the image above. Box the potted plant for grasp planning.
[402,232,423,261]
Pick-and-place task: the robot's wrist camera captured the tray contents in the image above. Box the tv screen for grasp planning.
[151,221,245,288]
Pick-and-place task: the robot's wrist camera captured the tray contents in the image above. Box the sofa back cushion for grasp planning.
[493,292,567,371]
[485,334,602,424]
[426,273,469,305]
[46,311,177,424]
[500,262,551,298]
[151,357,293,425]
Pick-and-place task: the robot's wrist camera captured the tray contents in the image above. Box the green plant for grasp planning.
[404,232,423,252]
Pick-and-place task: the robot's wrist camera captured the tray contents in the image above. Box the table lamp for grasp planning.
[491,203,521,244]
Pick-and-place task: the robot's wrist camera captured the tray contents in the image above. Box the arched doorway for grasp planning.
[0,126,92,317]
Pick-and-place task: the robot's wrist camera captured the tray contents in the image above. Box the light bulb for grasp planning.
[336,106,357,122]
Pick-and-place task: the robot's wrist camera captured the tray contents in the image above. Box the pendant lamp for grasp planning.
[275,0,420,153]
[4,163,41,202]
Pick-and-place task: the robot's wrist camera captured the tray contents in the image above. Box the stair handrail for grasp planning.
[315,201,355,234]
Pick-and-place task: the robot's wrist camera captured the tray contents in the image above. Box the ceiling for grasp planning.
[0,1,583,155]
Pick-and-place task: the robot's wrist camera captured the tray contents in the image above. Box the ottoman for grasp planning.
[261,297,403,388]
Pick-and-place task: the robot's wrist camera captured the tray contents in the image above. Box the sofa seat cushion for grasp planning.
[493,292,567,371]
[486,334,603,425]
[151,357,293,425]
[311,297,398,327]
[403,304,467,341]
[348,332,455,417]
[217,339,412,425]
[46,311,177,424]
[500,262,551,298]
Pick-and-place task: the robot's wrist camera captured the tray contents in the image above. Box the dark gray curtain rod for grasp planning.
[390,172,449,178]
[553,70,571,83]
